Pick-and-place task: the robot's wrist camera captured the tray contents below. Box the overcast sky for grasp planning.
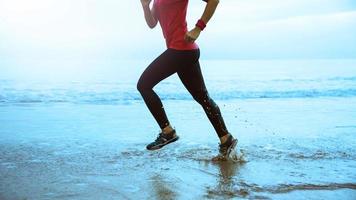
[0,0,356,79]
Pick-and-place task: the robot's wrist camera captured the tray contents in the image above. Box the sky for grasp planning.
[0,0,356,80]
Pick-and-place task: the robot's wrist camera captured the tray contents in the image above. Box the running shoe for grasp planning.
[146,129,179,150]
[218,134,238,158]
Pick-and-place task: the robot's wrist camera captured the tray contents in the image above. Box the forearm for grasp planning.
[200,0,220,24]
[141,4,157,28]
[185,0,219,42]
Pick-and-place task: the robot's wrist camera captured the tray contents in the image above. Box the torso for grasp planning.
[153,0,199,50]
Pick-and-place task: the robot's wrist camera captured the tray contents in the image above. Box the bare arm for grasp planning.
[200,0,220,24]
[141,0,158,29]
[185,0,220,42]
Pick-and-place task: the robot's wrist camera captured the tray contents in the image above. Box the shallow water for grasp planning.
[0,59,356,199]
[1,98,355,199]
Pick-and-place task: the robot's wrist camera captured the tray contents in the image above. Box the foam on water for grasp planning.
[1,59,356,105]
[0,76,356,105]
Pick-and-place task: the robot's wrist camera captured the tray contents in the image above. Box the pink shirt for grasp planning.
[153,0,205,50]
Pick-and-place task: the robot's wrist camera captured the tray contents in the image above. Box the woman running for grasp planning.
[137,0,237,157]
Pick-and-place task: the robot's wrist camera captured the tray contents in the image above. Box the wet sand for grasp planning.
[1,98,355,199]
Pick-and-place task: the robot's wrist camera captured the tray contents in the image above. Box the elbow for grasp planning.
[148,21,158,29]
[148,23,157,29]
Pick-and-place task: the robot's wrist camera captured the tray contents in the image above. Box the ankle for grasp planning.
[162,124,174,134]
[219,133,231,144]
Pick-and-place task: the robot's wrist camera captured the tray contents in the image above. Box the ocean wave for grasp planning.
[0,88,355,105]
[1,76,356,104]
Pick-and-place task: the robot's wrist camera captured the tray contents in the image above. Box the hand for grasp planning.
[184,27,201,43]
[141,0,152,7]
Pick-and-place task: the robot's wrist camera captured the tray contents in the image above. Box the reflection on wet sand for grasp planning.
[205,160,249,199]
[1,138,355,199]
[150,174,177,200]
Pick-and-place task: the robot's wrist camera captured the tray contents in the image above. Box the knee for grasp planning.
[194,91,216,107]
[137,78,146,93]
[137,78,155,96]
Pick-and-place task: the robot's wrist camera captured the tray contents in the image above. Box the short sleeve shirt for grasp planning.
[153,0,207,50]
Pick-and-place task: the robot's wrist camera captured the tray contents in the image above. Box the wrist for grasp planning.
[195,19,207,31]
[194,27,202,32]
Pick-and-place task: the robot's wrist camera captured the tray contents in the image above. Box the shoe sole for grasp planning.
[147,136,179,151]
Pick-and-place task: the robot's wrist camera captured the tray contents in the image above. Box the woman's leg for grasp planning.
[137,49,179,130]
[176,49,230,139]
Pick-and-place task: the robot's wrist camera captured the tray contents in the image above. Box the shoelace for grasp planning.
[154,133,163,142]
[154,131,169,143]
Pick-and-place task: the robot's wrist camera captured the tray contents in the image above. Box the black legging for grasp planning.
[137,48,229,138]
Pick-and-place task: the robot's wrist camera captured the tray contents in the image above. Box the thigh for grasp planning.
[177,60,208,97]
[138,49,179,89]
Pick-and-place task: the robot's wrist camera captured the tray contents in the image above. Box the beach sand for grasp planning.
[1,97,355,199]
